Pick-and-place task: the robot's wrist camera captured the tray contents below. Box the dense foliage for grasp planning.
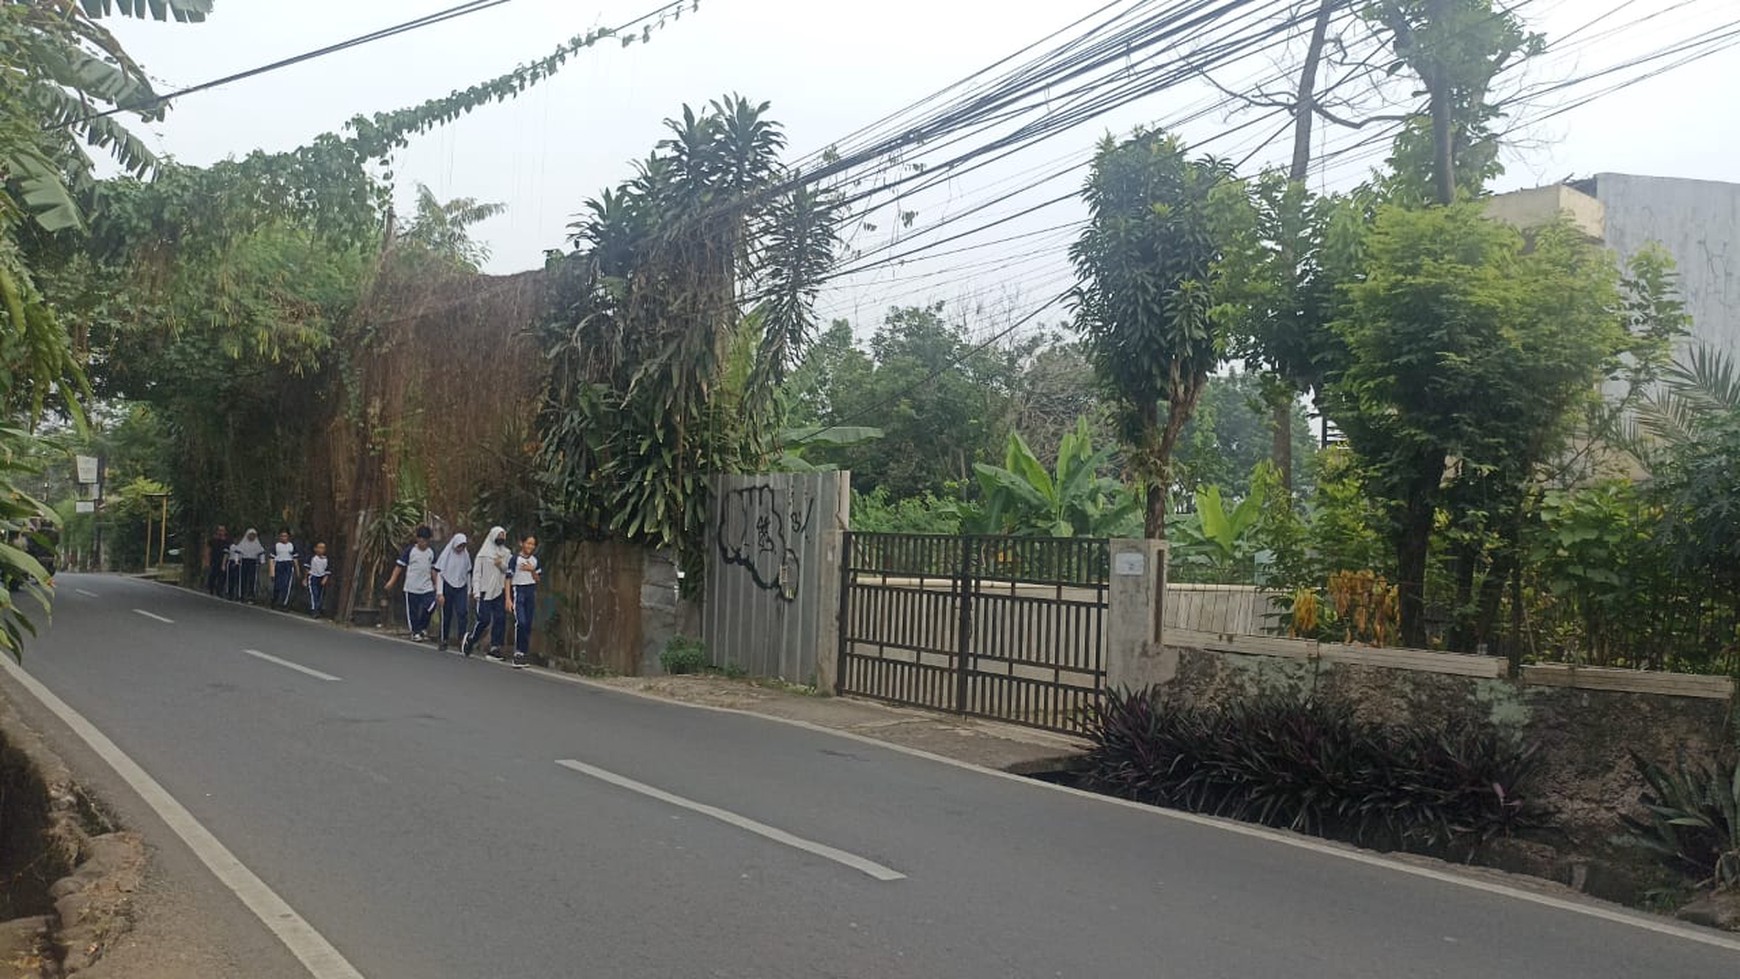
[1084,686,1542,854]
[1625,749,1740,891]
[537,96,840,576]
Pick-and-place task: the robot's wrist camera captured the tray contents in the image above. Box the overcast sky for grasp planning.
[105,0,1740,333]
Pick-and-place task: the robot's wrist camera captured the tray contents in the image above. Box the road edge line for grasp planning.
[527,667,1740,954]
[0,657,368,978]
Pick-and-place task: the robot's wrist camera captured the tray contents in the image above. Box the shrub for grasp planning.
[1624,749,1740,890]
[1083,687,1541,853]
[659,636,708,676]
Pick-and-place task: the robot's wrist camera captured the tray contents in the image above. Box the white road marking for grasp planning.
[132,609,174,624]
[537,671,1740,954]
[556,759,905,882]
[74,588,99,598]
[242,649,341,683]
[0,659,367,979]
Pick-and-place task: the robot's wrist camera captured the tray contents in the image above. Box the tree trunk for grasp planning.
[1145,482,1167,541]
[1448,541,1477,652]
[1395,451,1446,649]
[1289,0,1336,183]
[1427,0,1457,205]
[1141,399,1166,539]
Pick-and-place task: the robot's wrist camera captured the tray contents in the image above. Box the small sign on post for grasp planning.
[75,501,96,514]
[75,455,98,485]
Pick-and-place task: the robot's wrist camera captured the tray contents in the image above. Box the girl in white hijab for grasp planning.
[234,529,266,604]
[433,532,470,653]
[463,526,512,658]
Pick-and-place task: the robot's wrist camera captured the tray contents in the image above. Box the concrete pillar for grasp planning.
[1105,538,1174,691]
[812,481,850,695]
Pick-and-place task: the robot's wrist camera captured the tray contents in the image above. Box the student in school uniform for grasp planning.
[224,538,242,600]
[305,542,332,618]
[234,528,266,604]
[269,530,299,609]
[463,526,511,660]
[432,532,471,653]
[506,534,541,670]
[384,526,438,641]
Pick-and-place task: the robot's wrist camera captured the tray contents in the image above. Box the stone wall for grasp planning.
[538,539,698,676]
[1167,643,1739,900]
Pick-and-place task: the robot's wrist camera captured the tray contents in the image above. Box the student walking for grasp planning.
[432,532,471,653]
[234,529,266,604]
[506,535,541,670]
[204,525,230,596]
[384,526,438,641]
[224,538,242,599]
[269,530,299,609]
[306,542,332,618]
[463,526,511,660]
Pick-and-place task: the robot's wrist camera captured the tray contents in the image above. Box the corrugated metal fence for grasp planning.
[703,472,849,685]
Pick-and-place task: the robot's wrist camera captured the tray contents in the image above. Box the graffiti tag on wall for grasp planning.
[717,483,816,601]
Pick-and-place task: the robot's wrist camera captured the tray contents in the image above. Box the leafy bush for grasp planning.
[850,487,962,535]
[1083,687,1541,852]
[1625,749,1740,890]
[659,635,709,676]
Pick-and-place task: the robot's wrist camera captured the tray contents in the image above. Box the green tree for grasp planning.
[1069,129,1238,538]
[538,97,840,575]
[788,303,1029,500]
[1324,207,1624,648]
[397,183,505,273]
[1172,370,1317,500]
[1366,0,1541,206]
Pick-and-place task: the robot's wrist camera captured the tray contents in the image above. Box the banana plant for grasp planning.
[969,419,1139,537]
[1170,480,1266,580]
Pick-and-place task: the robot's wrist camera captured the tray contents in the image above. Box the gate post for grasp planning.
[1105,539,1174,692]
[954,535,976,715]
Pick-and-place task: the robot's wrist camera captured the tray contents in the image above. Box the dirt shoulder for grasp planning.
[0,674,307,979]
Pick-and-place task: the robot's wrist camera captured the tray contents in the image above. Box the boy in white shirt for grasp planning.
[384,526,439,641]
[305,542,332,618]
[269,530,299,609]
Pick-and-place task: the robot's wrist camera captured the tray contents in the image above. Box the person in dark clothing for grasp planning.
[205,525,230,596]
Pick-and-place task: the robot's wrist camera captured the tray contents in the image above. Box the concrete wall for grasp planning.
[540,539,697,676]
[703,472,849,687]
[1577,173,1740,362]
[1485,184,1605,240]
[1165,641,1739,900]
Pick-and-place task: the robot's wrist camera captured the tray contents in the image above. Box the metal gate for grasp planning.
[836,532,1108,736]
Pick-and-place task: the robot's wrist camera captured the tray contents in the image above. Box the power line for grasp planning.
[57,0,518,128]
[54,0,691,131]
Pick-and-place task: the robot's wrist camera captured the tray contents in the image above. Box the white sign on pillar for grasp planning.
[75,455,98,485]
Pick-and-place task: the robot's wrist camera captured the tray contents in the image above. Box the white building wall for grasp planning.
[1581,173,1740,360]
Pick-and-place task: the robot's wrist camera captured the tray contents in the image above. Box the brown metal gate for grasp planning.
[836,533,1107,736]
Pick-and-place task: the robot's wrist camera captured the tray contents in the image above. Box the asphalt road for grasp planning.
[7,573,1738,978]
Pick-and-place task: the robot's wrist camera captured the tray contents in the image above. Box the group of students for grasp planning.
[206,523,542,667]
[381,525,541,668]
[204,526,333,614]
